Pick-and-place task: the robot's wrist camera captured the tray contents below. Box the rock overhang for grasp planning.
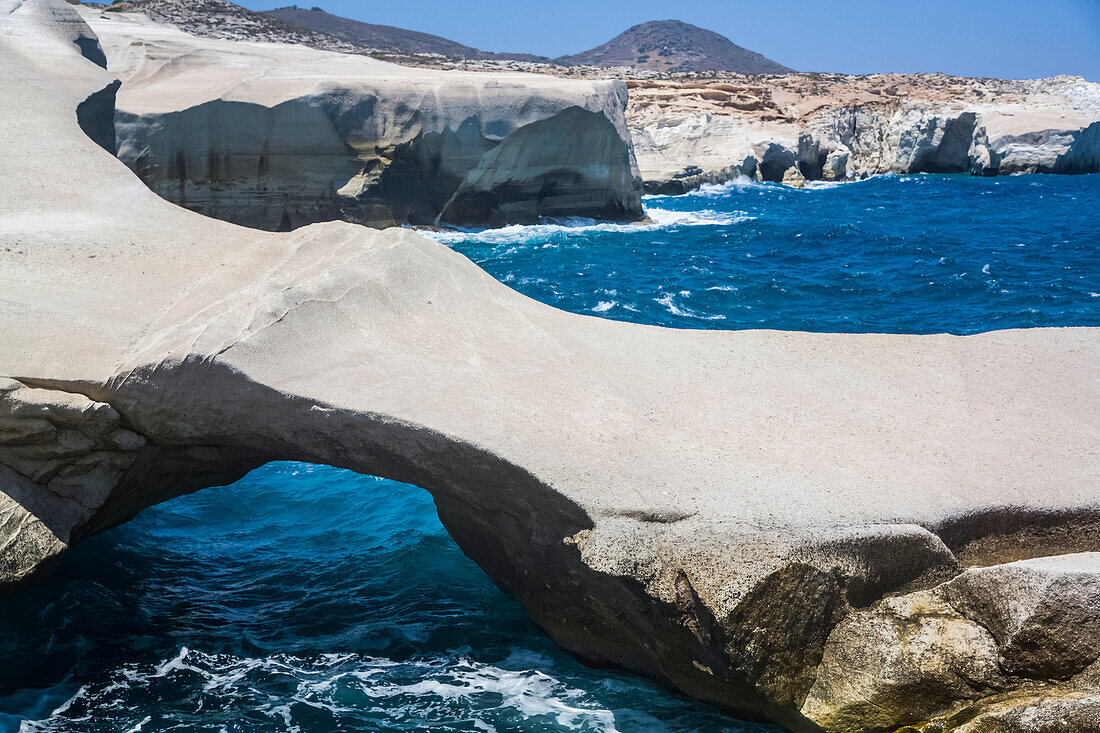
[81,6,644,230]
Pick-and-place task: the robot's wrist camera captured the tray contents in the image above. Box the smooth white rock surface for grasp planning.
[2,3,1099,731]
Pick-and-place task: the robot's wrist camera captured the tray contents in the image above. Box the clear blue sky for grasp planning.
[236,0,1100,81]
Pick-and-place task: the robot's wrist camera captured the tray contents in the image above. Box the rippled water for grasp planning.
[0,466,764,732]
[2,174,1098,732]
[433,174,1100,334]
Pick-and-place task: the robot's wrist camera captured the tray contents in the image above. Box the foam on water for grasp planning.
[425,206,749,247]
[21,648,627,733]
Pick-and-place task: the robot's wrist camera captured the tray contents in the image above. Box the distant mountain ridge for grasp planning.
[102,0,361,52]
[101,2,790,73]
[261,6,547,61]
[556,20,791,74]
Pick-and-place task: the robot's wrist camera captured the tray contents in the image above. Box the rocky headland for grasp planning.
[628,72,1100,192]
[3,2,1100,732]
[79,4,643,230]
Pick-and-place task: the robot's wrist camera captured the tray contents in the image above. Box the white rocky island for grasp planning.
[1,3,1099,732]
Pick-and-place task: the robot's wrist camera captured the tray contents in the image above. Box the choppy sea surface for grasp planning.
[2,174,1097,732]
[434,174,1100,334]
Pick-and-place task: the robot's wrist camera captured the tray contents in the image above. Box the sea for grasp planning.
[2,174,1097,732]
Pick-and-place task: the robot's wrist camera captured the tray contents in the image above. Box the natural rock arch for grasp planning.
[3,3,1100,731]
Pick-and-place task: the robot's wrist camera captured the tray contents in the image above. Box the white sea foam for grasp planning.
[422,206,749,246]
[643,176,759,201]
[655,291,725,321]
[19,648,622,732]
[690,176,759,198]
[802,180,845,190]
[644,206,747,227]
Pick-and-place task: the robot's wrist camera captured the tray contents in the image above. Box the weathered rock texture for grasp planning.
[628,74,1100,191]
[3,4,1100,732]
[802,554,1100,732]
[81,6,643,230]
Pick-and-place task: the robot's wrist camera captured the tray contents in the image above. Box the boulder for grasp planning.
[781,164,807,188]
[944,554,1100,679]
[821,146,850,181]
[802,555,1100,731]
[801,589,1008,732]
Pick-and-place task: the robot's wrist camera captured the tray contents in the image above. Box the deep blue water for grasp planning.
[2,175,1098,732]
[434,174,1100,334]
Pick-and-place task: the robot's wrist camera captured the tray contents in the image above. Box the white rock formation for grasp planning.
[630,76,1100,190]
[2,3,1100,732]
[80,6,643,229]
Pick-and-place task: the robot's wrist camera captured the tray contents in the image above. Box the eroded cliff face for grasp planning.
[83,7,643,230]
[628,74,1100,191]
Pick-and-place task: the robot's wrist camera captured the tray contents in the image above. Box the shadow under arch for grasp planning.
[18,355,595,615]
[0,459,765,731]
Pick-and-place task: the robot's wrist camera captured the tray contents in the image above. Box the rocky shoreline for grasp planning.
[628,73,1100,193]
[2,3,1100,732]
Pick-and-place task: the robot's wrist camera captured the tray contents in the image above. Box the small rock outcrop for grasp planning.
[84,6,643,230]
[2,4,1099,733]
[821,146,850,181]
[802,555,1100,732]
[943,555,1100,680]
[780,164,807,188]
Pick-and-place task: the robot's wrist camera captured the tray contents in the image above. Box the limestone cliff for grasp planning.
[628,74,1100,191]
[82,6,644,230]
[3,4,1100,733]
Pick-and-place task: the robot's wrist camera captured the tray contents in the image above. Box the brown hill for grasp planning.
[556,19,791,74]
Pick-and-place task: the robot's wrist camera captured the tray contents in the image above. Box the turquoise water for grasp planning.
[2,174,1098,732]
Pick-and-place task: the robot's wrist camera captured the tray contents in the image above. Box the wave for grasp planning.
[643,176,759,201]
[645,173,899,200]
[422,207,749,246]
[655,291,726,321]
[18,647,624,732]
